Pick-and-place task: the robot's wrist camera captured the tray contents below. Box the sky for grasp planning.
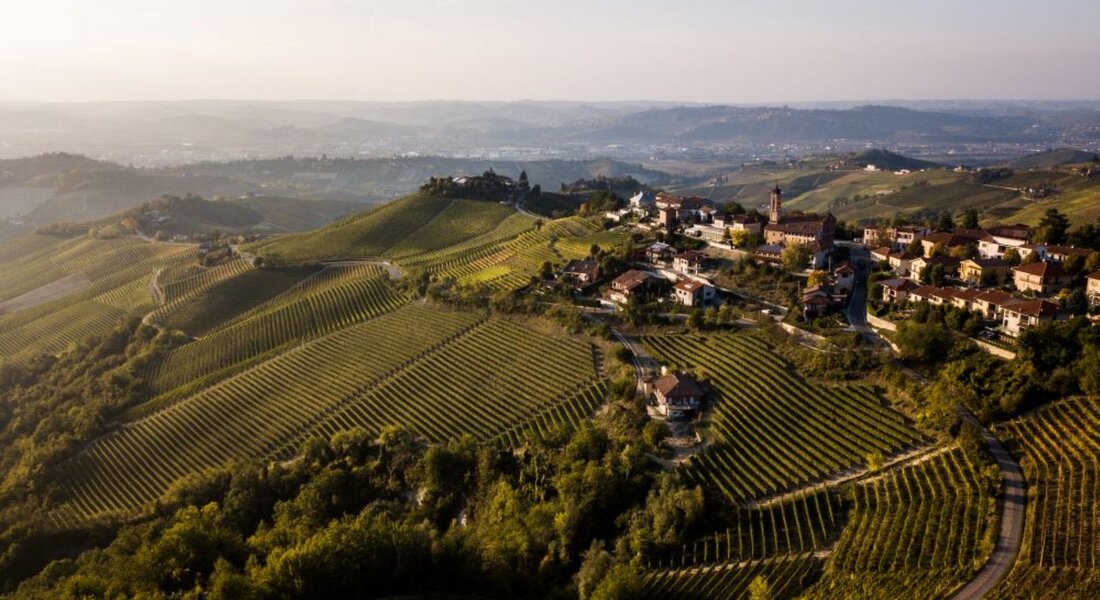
[0,0,1098,103]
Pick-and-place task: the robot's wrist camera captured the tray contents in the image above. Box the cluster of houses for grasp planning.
[606,246,718,309]
[879,280,1071,336]
[868,221,1100,336]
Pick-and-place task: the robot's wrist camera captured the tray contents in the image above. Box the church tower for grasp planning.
[769,183,782,224]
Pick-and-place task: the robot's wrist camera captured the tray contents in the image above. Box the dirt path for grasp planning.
[746,442,945,509]
[0,272,90,315]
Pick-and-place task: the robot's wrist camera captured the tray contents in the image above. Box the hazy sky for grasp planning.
[1,0,1098,102]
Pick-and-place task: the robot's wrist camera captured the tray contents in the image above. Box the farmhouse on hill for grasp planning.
[651,372,705,419]
[608,269,658,305]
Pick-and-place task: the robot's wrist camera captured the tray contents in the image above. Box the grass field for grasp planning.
[988,397,1099,599]
[640,332,921,504]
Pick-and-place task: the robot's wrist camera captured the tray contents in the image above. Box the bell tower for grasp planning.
[769,183,782,224]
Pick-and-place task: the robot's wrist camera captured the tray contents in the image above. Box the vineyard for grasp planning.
[148,263,406,393]
[988,397,1100,599]
[803,447,997,600]
[396,216,610,291]
[640,332,922,504]
[652,490,845,570]
[155,264,322,335]
[0,236,197,361]
[246,195,523,264]
[642,553,819,600]
[55,305,605,524]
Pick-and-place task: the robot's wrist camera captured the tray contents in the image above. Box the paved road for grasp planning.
[949,407,1026,600]
[844,246,888,348]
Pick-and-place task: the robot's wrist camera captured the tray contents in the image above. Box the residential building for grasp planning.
[645,242,673,264]
[685,224,728,244]
[754,244,784,264]
[629,191,656,215]
[1044,245,1098,264]
[973,290,1027,321]
[833,261,856,294]
[887,251,919,276]
[608,270,657,304]
[673,279,717,307]
[1089,271,1100,305]
[908,256,960,282]
[725,214,762,234]
[657,206,677,229]
[977,224,1031,259]
[673,250,709,276]
[559,259,601,288]
[919,230,984,258]
[1012,261,1072,295]
[1001,299,1072,337]
[959,258,1009,286]
[880,278,919,304]
[652,372,705,419]
[863,225,929,250]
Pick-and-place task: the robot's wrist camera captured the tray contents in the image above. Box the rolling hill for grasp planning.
[1007,147,1099,169]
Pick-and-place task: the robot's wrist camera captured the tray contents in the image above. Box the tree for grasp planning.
[907,237,925,256]
[807,270,829,286]
[1062,287,1089,315]
[590,244,601,258]
[937,211,955,232]
[749,575,773,600]
[730,229,749,249]
[518,170,529,189]
[1063,254,1085,274]
[962,208,980,229]
[1036,208,1070,244]
[781,244,813,272]
[1003,247,1021,266]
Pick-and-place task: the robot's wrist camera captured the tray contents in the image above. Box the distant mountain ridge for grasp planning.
[0,101,1096,166]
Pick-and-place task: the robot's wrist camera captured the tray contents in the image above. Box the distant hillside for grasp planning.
[248,193,525,262]
[1007,148,1099,169]
[572,105,1046,144]
[840,149,942,171]
[176,156,675,201]
[118,195,359,237]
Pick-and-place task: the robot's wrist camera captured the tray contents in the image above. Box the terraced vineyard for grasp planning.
[653,490,845,570]
[988,397,1100,599]
[640,333,922,503]
[398,216,607,291]
[381,200,519,260]
[149,264,406,393]
[54,305,605,524]
[299,317,600,445]
[643,553,819,600]
[0,236,197,361]
[155,264,322,335]
[803,447,997,600]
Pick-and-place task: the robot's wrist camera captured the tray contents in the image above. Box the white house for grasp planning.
[673,279,717,307]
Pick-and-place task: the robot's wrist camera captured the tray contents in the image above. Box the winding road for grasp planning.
[843,252,1025,598]
[948,408,1026,600]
